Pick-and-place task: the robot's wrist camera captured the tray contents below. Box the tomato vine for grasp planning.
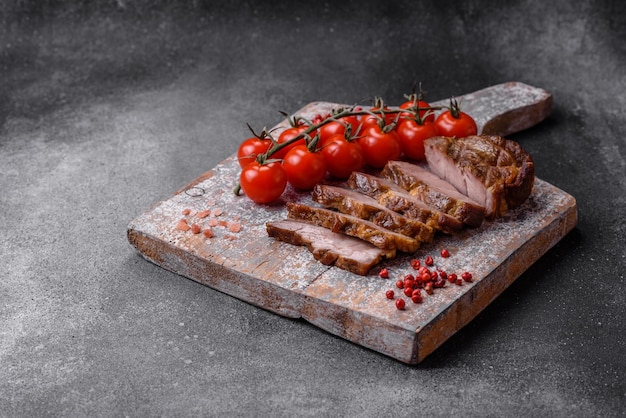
[234,88,477,204]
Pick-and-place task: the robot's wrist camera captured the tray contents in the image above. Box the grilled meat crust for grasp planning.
[286,202,421,253]
[381,160,486,228]
[424,135,534,218]
[266,135,534,275]
[348,171,464,234]
[311,184,435,242]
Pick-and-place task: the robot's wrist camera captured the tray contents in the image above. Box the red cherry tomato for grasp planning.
[399,99,435,124]
[396,119,438,161]
[361,105,395,128]
[273,125,308,160]
[358,125,402,168]
[321,134,365,179]
[237,136,273,169]
[282,145,327,190]
[360,112,383,129]
[339,115,360,133]
[318,115,361,145]
[319,120,348,145]
[344,108,365,133]
[435,101,478,137]
[239,161,287,204]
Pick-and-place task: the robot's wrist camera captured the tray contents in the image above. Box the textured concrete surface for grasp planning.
[1,1,625,416]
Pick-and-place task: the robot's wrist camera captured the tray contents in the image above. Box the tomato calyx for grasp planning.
[304,132,323,153]
[399,83,440,124]
[446,97,463,119]
[245,122,270,139]
[403,81,428,102]
[402,105,436,127]
[365,97,401,132]
[279,110,309,129]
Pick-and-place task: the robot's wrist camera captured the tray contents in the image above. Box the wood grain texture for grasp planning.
[127,82,576,364]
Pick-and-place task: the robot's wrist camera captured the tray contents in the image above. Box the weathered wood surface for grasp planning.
[127,82,576,364]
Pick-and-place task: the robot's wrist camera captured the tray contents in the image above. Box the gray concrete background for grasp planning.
[1,1,625,416]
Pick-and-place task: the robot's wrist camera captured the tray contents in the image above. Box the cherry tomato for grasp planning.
[399,99,435,124]
[282,145,327,190]
[339,115,360,133]
[360,112,383,129]
[273,125,309,160]
[362,105,395,128]
[318,115,362,145]
[319,120,348,145]
[358,125,402,169]
[321,134,365,179]
[239,161,287,204]
[237,136,273,168]
[336,108,362,134]
[435,100,478,137]
[396,119,438,161]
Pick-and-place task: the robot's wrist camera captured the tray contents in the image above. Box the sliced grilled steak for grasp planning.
[286,202,421,253]
[347,172,463,234]
[424,135,534,218]
[381,160,485,228]
[311,184,435,242]
[266,219,394,275]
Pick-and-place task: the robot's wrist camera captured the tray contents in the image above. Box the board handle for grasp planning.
[430,81,553,137]
[285,82,552,139]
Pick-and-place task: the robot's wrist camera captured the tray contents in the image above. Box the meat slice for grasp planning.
[266,219,393,275]
[424,135,535,218]
[286,202,421,253]
[381,160,486,228]
[347,172,463,234]
[311,184,434,242]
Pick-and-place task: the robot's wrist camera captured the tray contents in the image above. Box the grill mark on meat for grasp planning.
[311,184,435,242]
[424,135,534,218]
[380,161,486,228]
[266,219,394,275]
[286,202,421,253]
[347,171,464,234]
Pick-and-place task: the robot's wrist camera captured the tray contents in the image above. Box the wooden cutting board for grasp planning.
[127,82,577,364]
